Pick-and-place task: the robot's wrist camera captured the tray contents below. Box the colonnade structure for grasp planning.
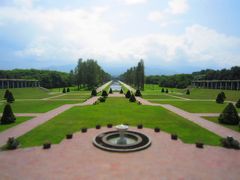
[191,80,240,90]
[0,79,40,89]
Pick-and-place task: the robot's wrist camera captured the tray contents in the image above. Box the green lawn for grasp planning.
[0,88,54,99]
[0,100,82,113]
[204,117,240,133]
[0,117,32,132]
[149,100,235,113]
[143,94,179,99]
[17,97,221,148]
[51,94,90,99]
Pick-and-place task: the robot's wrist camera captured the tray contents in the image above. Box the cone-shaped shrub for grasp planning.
[91,89,97,96]
[7,92,15,103]
[186,89,190,95]
[67,88,70,92]
[135,89,142,97]
[102,90,108,97]
[216,93,224,104]
[4,89,10,99]
[109,88,113,94]
[165,89,169,93]
[235,99,240,108]
[1,103,16,124]
[62,88,66,93]
[120,89,123,94]
[218,103,239,125]
[98,96,106,102]
[220,91,226,99]
[125,90,131,98]
[161,88,164,93]
[129,94,136,102]
[6,137,19,150]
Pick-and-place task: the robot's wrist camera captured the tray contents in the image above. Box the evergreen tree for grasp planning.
[62,88,66,93]
[165,89,169,93]
[220,92,226,99]
[120,89,123,94]
[135,89,142,97]
[186,89,190,95]
[109,88,113,94]
[125,90,131,98]
[1,103,16,124]
[7,91,15,103]
[102,90,108,97]
[216,93,224,104]
[91,89,97,96]
[4,89,10,99]
[218,103,239,125]
[67,88,70,92]
[236,99,240,108]
[129,94,136,102]
[161,88,164,93]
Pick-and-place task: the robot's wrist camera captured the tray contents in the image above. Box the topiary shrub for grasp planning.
[221,136,240,149]
[102,90,108,97]
[62,88,66,93]
[91,89,97,96]
[154,127,160,132]
[137,124,143,129]
[129,94,136,102]
[135,89,142,97]
[81,128,87,133]
[165,89,169,93]
[98,96,106,102]
[66,134,73,139]
[218,103,239,125]
[6,137,19,150]
[186,89,190,95]
[220,91,226,99]
[161,88,165,93]
[4,89,10,99]
[171,134,178,140]
[216,92,224,104]
[195,142,204,148]
[67,88,70,92]
[109,88,113,94]
[96,125,101,129]
[7,91,14,103]
[125,90,131,98]
[120,89,123,94]
[1,103,16,124]
[43,141,51,149]
[235,99,240,108]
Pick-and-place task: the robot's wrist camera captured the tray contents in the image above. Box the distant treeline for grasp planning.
[119,60,145,90]
[0,69,71,88]
[74,59,111,89]
[146,66,240,88]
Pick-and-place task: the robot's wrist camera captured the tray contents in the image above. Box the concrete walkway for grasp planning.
[136,97,240,141]
[0,127,239,180]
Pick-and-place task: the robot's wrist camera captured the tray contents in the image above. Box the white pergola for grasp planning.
[0,79,40,89]
[192,80,240,90]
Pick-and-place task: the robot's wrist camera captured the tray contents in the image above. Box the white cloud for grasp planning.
[168,0,189,14]
[121,0,147,5]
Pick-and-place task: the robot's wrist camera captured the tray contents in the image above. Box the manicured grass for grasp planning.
[51,94,90,99]
[17,98,221,147]
[0,88,54,99]
[49,86,89,92]
[149,100,236,113]
[0,100,82,113]
[204,117,240,133]
[143,94,179,99]
[0,117,32,132]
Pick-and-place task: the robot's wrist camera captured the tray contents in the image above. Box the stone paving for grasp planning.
[0,127,239,180]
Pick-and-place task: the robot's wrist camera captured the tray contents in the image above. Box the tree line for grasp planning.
[119,60,145,90]
[74,59,111,89]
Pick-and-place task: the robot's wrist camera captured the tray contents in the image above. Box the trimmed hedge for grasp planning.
[1,103,16,124]
[218,103,239,125]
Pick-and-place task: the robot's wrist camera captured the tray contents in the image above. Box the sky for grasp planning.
[0,0,240,75]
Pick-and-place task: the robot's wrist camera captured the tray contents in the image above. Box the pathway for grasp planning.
[136,97,240,141]
[0,127,239,179]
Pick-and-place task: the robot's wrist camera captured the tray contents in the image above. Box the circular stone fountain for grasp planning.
[93,124,151,152]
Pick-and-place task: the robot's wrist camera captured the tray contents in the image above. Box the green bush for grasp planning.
[1,103,16,124]
[220,91,226,99]
[221,136,240,149]
[165,89,169,93]
[91,89,97,96]
[7,91,15,103]
[109,88,113,94]
[129,94,136,102]
[218,103,239,125]
[67,88,70,92]
[186,89,190,95]
[135,89,142,97]
[125,90,131,98]
[62,88,66,93]
[216,93,224,104]
[6,137,19,150]
[4,89,10,99]
[236,99,240,108]
[102,90,108,97]
[98,96,106,102]
[161,88,164,93]
[120,89,123,94]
